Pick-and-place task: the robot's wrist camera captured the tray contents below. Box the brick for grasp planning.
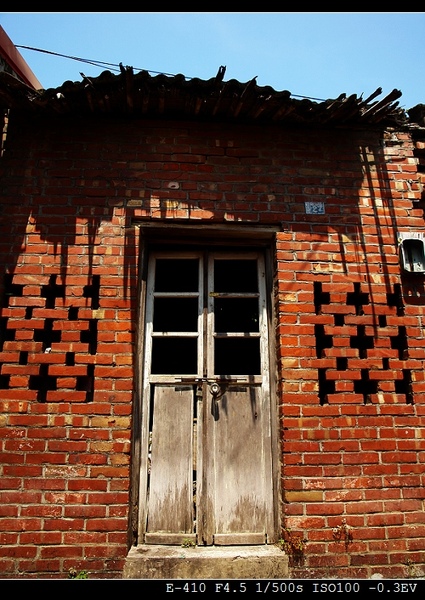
[85,518,128,532]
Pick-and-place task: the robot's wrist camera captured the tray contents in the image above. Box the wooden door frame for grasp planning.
[128,222,281,547]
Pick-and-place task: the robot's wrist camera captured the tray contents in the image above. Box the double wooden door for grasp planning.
[138,249,277,546]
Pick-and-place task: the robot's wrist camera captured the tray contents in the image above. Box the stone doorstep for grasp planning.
[123,545,289,580]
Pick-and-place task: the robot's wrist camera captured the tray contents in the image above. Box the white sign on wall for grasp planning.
[305,202,325,215]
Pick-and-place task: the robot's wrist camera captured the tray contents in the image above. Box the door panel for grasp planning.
[205,384,270,545]
[139,249,276,546]
[145,385,195,544]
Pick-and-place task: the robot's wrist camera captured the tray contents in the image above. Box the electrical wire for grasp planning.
[15,44,328,101]
[16,45,189,78]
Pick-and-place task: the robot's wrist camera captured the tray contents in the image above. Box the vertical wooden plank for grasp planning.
[146,385,194,535]
[195,381,206,544]
[210,385,270,539]
[137,253,156,538]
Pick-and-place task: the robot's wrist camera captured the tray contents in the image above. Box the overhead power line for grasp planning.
[16,45,179,78]
[16,44,329,102]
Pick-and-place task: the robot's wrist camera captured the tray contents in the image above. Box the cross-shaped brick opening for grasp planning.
[41,274,65,309]
[346,282,369,316]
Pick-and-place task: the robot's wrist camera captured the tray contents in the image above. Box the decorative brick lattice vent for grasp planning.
[314,281,413,405]
[0,273,100,402]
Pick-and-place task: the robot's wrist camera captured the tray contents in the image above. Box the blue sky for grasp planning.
[1,12,425,111]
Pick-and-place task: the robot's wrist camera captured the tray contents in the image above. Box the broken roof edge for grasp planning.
[0,66,410,129]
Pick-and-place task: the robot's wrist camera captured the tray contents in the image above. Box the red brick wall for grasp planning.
[0,113,424,579]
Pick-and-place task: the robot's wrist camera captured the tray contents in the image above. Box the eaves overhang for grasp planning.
[0,65,409,130]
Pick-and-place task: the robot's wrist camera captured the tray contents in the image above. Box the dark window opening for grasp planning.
[214,298,259,333]
[151,337,197,374]
[153,297,198,332]
[214,338,260,375]
[214,259,258,293]
[154,259,199,293]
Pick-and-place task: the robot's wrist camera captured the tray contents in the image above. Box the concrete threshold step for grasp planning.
[123,544,289,579]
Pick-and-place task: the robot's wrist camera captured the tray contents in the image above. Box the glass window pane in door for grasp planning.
[155,259,199,292]
[214,259,258,293]
[153,298,199,332]
[151,338,198,374]
[214,338,261,375]
[214,298,259,333]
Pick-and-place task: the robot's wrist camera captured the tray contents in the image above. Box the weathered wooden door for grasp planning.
[138,249,276,546]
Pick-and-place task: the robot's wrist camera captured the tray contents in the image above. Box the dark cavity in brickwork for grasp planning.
[346,282,369,316]
[29,363,56,403]
[0,316,14,351]
[83,274,100,309]
[387,283,405,316]
[318,368,335,405]
[315,324,332,358]
[354,369,378,404]
[350,325,374,359]
[41,274,65,308]
[2,273,23,307]
[68,306,79,320]
[0,372,10,389]
[390,325,409,359]
[76,364,95,402]
[395,369,414,404]
[336,357,348,371]
[412,197,425,219]
[34,318,61,351]
[81,319,98,355]
[314,282,330,315]
[0,275,19,353]
[334,313,344,326]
